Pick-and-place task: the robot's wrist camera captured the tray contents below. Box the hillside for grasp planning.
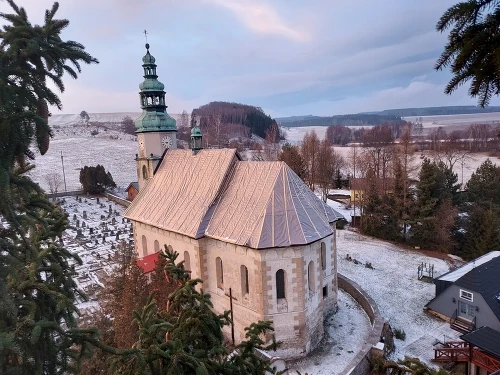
[276,105,500,127]
[193,101,276,139]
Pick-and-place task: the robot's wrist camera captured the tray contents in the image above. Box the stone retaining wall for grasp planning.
[103,192,130,208]
[47,190,84,198]
[338,273,385,375]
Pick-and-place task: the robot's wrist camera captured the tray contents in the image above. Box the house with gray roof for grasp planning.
[425,251,500,333]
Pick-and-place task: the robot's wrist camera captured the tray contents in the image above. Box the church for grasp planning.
[123,44,344,359]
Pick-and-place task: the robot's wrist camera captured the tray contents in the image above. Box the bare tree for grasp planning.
[179,110,189,129]
[301,130,320,190]
[263,122,281,160]
[45,172,63,194]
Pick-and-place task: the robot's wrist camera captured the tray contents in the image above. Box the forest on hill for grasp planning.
[372,105,500,117]
[192,101,277,139]
[276,113,406,127]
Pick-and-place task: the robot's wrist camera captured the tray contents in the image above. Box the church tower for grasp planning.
[135,43,177,190]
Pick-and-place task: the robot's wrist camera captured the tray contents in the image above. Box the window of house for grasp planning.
[355,193,359,198]
[241,265,249,296]
[276,269,286,300]
[154,240,160,253]
[308,261,315,292]
[216,257,224,289]
[460,289,473,302]
[142,165,148,179]
[323,286,328,298]
[142,235,148,257]
[321,243,326,271]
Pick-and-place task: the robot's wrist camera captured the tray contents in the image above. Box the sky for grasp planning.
[3,0,500,117]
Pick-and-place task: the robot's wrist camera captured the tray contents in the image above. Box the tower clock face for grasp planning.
[139,139,145,151]
[161,135,172,149]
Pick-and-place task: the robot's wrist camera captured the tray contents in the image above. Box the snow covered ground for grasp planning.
[288,290,371,375]
[337,230,462,363]
[57,196,132,313]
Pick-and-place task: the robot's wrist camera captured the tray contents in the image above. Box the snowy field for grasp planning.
[57,196,132,313]
[29,127,137,191]
[289,290,371,375]
[402,112,500,129]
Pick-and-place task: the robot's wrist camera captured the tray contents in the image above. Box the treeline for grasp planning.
[192,101,277,138]
[374,105,500,117]
[277,114,406,127]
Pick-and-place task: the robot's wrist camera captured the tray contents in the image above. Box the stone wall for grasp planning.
[337,273,385,375]
[103,192,131,207]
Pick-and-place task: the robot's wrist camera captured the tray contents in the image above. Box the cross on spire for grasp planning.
[144,29,148,43]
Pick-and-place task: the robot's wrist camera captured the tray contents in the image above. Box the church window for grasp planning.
[154,240,160,253]
[142,235,148,257]
[142,165,148,180]
[184,251,191,273]
[241,265,249,296]
[321,243,326,271]
[216,257,224,289]
[308,261,315,292]
[276,269,286,300]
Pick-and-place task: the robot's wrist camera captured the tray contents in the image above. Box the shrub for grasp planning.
[336,219,347,229]
[393,328,406,341]
[79,165,116,194]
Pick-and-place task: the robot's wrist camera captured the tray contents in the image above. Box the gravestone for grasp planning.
[82,221,86,228]
[73,214,77,221]
[96,197,100,204]
[115,233,119,240]
[76,229,83,239]
[76,220,80,228]
[89,227,93,234]
[83,211,87,219]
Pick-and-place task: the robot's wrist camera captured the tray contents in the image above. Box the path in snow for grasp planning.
[336,230,461,364]
[288,290,371,375]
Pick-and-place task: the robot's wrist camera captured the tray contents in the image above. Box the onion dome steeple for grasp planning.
[135,43,176,133]
[191,120,203,155]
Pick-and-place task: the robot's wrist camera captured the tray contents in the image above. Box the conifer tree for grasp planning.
[111,248,279,375]
[0,1,99,373]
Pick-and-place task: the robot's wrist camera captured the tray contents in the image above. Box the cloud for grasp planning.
[201,0,310,42]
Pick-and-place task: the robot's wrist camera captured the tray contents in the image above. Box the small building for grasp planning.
[349,177,394,203]
[125,182,139,201]
[425,251,500,333]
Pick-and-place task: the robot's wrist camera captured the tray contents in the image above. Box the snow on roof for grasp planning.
[124,149,343,249]
[437,251,500,282]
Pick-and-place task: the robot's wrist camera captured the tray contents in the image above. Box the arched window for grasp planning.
[276,269,286,300]
[216,257,224,289]
[142,235,148,257]
[184,251,191,272]
[308,261,315,292]
[154,240,160,253]
[321,243,326,271]
[241,265,249,296]
[142,165,148,179]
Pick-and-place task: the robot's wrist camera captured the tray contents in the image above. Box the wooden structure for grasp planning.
[434,327,500,374]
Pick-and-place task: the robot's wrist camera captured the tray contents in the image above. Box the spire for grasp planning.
[191,119,203,155]
[135,43,176,133]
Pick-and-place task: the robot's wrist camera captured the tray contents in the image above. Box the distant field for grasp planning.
[402,112,500,128]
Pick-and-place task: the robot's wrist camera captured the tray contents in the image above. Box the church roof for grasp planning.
[124,149,343,249]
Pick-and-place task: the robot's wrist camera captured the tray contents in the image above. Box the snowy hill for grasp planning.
[49,112,184,128]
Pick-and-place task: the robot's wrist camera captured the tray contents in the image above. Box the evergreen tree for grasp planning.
[79,165,116,194]
[0,1,99,373]
[436,0,500,106]
[465,159,500,208]
[111,248,279,375]
[411,159,457,251]
[462,206,500,259]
